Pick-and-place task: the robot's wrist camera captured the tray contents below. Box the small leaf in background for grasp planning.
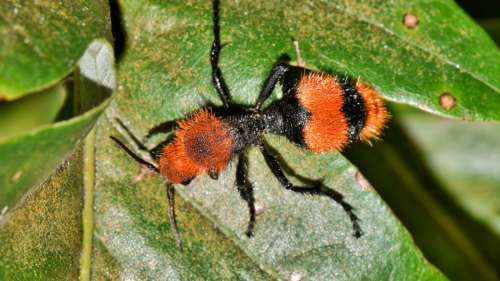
[345,104,500,281]
[0,0,111,99]
[0,0,114,211]
[0,40,114,211]
[0,55,114,281]
[401,106,500,275]
[0,83,66,140]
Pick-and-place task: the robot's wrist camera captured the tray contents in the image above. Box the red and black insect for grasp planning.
[111,0,388,250]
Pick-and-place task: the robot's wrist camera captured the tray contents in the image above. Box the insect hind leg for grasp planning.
[259,144,363,238]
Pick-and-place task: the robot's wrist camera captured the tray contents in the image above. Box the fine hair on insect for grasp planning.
[111,0,389,250]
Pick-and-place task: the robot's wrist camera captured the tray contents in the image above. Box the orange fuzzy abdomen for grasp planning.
[297,73,349,152]
[296,73,388,152]
[356,83,389,142]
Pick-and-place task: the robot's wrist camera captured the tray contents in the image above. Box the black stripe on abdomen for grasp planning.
[339,77,367,141]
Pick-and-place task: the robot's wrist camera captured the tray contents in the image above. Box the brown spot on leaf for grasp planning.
[403,13,419,29]
[439,93,456,110]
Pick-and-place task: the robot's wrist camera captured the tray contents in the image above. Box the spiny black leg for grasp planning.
[110,136,159,173]
[142,120,177,143]
[236,153,256,237]
[149,139,173,161]
[211,0,231,108]
[253,64,288,111]
[259,145,363,238]
[166,184,183,251]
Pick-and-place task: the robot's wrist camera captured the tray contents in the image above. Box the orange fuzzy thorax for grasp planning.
[297,73,349,152]
[159,109,233,184]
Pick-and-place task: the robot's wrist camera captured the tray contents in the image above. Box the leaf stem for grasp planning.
[79,128,96,281]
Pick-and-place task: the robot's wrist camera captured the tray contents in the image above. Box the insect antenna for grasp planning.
[114,118,150,152]
[110,136,158,173]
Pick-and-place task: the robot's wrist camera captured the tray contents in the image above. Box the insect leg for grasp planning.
[211,0,231,108]
[166,184,183,251]
[142,120,177,143]
[259,144,363,238]
[111,135,184,251]
[236,152,256,237]
[110,136,183,250]
[253,64,288,111]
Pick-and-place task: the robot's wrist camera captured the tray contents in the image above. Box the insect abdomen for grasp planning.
[276,73,388,152]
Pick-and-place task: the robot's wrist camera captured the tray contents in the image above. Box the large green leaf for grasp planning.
[118,0,499,123]
[0,0,111,100]
[88,0,493,279]
[95,119,444,280]
[2,0,494,279]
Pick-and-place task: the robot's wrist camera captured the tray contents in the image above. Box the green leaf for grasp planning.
[345,105,499,281]
[291,0,500,121]
[0,83,66,140]
[135,0,498,120]
[90,1,463,279]
[400,106,500,272]
[0,22,114,281]
[0,40,114,210]
[0,0,111,100]
[0,1,115,280]
[0,148,84,281]
[96,123,445,280]
[111,0,500,125]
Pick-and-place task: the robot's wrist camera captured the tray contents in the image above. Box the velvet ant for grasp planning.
[111,0,388,250]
